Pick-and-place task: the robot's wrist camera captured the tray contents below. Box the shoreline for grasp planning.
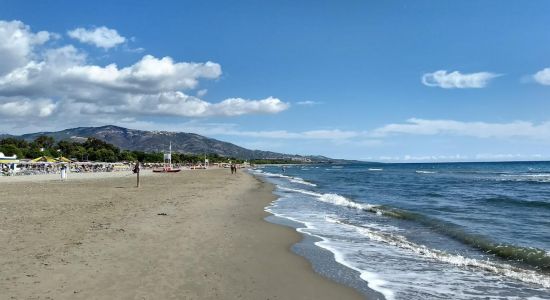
[0,168,364,299]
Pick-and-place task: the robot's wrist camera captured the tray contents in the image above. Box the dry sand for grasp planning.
[0,169,364,299]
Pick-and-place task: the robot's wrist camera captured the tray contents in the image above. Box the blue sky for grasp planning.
[1,1,550,161]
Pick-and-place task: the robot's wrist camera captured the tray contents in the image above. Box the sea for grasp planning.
[250,162,550,300]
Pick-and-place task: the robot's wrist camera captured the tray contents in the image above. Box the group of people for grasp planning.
[230,163,238,174]
[2,162,133,176]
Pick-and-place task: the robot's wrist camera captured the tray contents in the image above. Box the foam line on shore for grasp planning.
[328,217,550,289]
[264,202,395,300]
[252,169,317,186]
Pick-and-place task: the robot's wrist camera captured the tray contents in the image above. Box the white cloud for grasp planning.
[137,117,550,143]
[371,118,550,139]
[421,70,499,88]
[296,100,321,106]
[0,97,56,117]
[165,123,368,140]
[0,20,289,129]
[196,89,208,97]
[533,68,550,85]
[0,20,51,75]
[67,26,126,49]
[72,92,287,117]
[60,55,222,95]
[211,97,289,116]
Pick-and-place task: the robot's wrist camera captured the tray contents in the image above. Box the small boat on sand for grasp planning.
[153,142,181,173]
[153,167,181,173]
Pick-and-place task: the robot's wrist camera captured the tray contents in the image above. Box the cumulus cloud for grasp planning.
[421,70,499,88]
[211,97,288,116]
[59,55,222,95]
[0,20,290,129]
[0,20,51,75]
[0,97,56,117]
[67,26,126,49]
[69,92,287,117]
[533,68,550,85]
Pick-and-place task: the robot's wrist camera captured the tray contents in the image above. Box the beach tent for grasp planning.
[31,156,56,163]
[0,152,19,164]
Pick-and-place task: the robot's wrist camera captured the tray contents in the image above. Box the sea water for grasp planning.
[251,162,550,299]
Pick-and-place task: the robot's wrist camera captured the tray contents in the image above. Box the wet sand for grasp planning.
[0,169,364,299]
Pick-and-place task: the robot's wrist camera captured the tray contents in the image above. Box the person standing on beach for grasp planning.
[60,164,67,181]
[133,161,141,187]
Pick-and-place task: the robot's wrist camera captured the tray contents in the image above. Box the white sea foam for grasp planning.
[499,174,550,183]
[289,177,317,186]
[416,170,437,174]
[368,168,383,171]
[263,168,550,298]
[318,193,376,210]
[277,186,377,211]
[265,208,396,300]
[314,238,396,300]
[330,217,550,289]
[278,186,323,197]
[260,172,318,186]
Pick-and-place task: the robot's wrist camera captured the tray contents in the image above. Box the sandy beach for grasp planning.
[0,169,363,299]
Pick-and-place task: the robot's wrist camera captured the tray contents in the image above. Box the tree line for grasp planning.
[0,136,245,164]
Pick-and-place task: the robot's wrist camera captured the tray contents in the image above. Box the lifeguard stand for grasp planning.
[163,142,173,170]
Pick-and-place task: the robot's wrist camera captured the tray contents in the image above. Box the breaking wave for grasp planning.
[327,217,550,288]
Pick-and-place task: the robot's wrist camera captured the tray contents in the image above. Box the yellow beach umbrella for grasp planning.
[31,156,56,163]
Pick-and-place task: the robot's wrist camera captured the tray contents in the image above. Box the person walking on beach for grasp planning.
[133,161,141,187]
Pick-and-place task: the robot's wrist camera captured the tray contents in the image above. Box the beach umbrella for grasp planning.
[31,156,56,163]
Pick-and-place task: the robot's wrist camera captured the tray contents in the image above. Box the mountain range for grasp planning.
[1,125,334,161]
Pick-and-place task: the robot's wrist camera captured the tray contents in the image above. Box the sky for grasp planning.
[0,0,549,162]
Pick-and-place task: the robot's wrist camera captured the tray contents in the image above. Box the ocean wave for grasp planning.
[263,206,396,300]
[259,171,317,186]
[278,186,323,198]
[482,196,550,210]
[318,193,376,210]
[329,217,550,288]
[368,168,383,171]
[416,170,437,174]
[279,184,550,271]
[289,177,317,186]
[370,206,550,271]
[277,186,377,211]
[502,174,550,178]
[499,174,550,183]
